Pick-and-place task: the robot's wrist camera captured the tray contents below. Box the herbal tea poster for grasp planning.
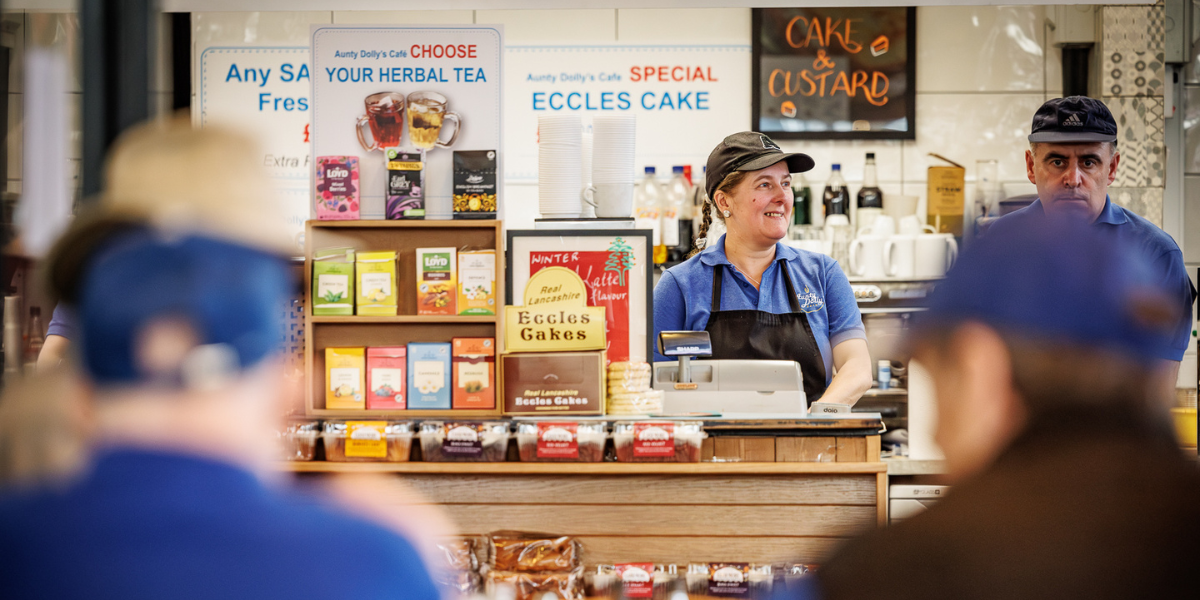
[311,25,504,219]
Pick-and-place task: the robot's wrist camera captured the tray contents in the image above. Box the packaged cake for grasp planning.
[485,569,582,600]
[515,421,606,462]
[488,532,582,572]
[419,421,510,462]
[613,421,704,463]
[315,156,359,220]
[280,420,320,461]
[325,347,365,410]
[321,420,414,462]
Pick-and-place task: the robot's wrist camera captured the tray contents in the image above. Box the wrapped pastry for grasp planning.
[485,568,583,600]
[280,420,319,461]
[419,421,510,462]
[437,538,478,571]
[606,390,664,415]
[321,421,414,462]
[488,532,582,572]
[613,421,704,463]
[515,421,606,462]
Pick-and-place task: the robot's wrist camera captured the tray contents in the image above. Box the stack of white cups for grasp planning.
[587,115,636,218]
[538,114,583,218]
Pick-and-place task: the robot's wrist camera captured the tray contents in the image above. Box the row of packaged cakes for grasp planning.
[279,419,705,463]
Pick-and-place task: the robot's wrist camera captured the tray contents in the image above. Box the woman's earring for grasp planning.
[723,210,731,218]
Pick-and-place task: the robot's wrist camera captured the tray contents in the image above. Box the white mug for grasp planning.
[898,214,936,236]
[583,183,634,218]
[884,234,917,278]
[857,207,883,236]
[849,234,887,279]
[914,233,959,278]
[786,239,825,255]
[871,214,896,238]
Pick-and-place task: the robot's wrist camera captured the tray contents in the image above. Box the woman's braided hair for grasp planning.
[687,170,750,258]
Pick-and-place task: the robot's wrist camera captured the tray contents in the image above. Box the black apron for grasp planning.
[704,263,828,400]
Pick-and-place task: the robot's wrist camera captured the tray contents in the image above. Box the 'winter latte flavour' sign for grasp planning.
[505,267,606,353]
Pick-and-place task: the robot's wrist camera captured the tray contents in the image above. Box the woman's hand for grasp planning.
[820,338,873,406]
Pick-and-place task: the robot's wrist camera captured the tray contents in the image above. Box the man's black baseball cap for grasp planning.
[1028,96,1118,143]
[705,132,815,202]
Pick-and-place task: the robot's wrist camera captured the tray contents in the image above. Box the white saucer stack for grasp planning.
[538,114,583,218]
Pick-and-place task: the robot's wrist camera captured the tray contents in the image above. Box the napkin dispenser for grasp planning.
[654,331,807,415]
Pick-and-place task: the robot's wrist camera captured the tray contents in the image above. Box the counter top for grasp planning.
[283,461,888,475]
[883,458,947,475]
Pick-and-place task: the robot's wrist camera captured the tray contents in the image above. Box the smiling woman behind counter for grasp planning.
[652,132,873,406]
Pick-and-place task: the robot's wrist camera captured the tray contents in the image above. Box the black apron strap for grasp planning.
[779,263,804,313]
[711,264,724,311]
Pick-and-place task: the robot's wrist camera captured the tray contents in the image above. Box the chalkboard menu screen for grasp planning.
[752,7,916,140]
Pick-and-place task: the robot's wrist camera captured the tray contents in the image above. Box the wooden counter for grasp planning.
[286,457,886,565]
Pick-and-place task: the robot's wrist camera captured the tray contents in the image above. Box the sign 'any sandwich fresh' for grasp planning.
[505,267,606,353]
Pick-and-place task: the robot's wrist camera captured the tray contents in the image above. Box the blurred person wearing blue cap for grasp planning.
[990,96,1196,374]
[786,219,1200,600]
[0,118,447,599]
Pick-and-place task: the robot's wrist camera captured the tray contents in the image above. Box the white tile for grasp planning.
[777,139,903,184]
[616,8,750,44]
[7,92,19,183]
[3,12,25,94]
[476,9,615,44]
[66,91,79,159]
[502,181,538,230]
[916,5,1046,93]
[1044,30,1062,96]
[332,11,474,25]
[902,93,1044,183]
[26,13,80,93]
[192,12,332,48]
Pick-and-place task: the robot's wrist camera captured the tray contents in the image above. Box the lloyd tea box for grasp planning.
[366,347,406,410]
[417,247,457,315]
[312,247,355,316]
[501,351,606,416]
[325,347,365,410]
[385,148,425,220]
[315,156,360,220]
[407,342,452,409]
[457,250,496,316]
[452,337,496,410]
[356,251,398,316]
[452,150,497,219]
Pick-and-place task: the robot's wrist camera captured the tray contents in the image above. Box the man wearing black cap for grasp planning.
[990,96,1196,371]
[794,220,1200,600]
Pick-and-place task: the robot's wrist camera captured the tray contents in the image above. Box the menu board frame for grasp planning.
[751,7,917,140]
[505,229,653,363]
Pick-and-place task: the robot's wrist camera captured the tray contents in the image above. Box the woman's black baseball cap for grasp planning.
[1028,96,1118,143]
[705,132,815,202]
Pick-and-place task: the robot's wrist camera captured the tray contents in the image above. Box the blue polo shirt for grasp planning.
[0,448,441,600]
[653,234,866,383]
[989,197,1196,361]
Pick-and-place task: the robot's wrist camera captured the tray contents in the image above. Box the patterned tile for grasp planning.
[1104,96,1165,188]
[1102,5,1166,97]
[283,296,305,375]
[1109,186,1163,228]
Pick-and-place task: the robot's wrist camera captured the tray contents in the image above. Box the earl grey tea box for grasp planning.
[453,150,497,219]
[386,148,425,220]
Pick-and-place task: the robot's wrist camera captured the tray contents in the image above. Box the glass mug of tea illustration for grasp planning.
[406,91,461,150]
[356,92,405,152]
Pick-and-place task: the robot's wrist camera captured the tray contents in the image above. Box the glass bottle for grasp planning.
[823,164,850,219]
[634,166,665,264]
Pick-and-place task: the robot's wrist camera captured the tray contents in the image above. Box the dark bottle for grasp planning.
[857,152,883,209]
[823,164,850,217]
[792,173,812,226]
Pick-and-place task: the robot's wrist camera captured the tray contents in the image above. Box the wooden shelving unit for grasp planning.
[304,219,504,419]
[282,461,887,475]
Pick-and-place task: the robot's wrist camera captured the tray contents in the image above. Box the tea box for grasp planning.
[452,337,496,410]
[314,156,360,220]
[366,347,406,410]
[457,250,496,316]
[385,148,425,220]
[416,247,457,315]
[356,251,398,316]
[325,347,365,410]
[501,351,606,416]
[407,342,452,409]
[452,150,497,219]
[312,247,355,316]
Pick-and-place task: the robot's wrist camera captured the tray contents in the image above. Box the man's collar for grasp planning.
[1028,196,1126,225]
[697,234,801,266]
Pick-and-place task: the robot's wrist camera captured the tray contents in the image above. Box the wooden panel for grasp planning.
[400,474,879,506]
[437,504,877,537]
[836,437,867,463]
[776,437,837,462]
[713,437,776,462]
[876,472,888,526]
[573,536,848,565]
[702,437,714,461]
[866,435,881,462]
[285,461,887,475]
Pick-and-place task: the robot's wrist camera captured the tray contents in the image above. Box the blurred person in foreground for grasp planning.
[991,95,1196,377]
[0,118,447,599]
[803,219,1200,600]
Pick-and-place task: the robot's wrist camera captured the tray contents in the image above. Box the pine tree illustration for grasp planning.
[605,237,636,287]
